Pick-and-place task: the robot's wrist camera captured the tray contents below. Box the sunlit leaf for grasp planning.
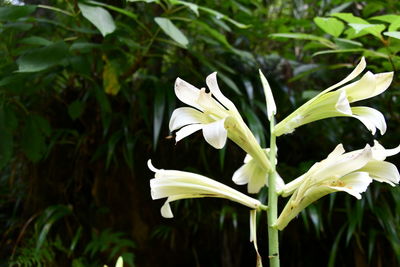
[314,17,344,37]
[103,57,121,95]
[383,31,400,39]
[78,3,116,36]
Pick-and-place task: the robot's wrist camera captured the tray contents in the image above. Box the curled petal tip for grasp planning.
[147,159,158,172]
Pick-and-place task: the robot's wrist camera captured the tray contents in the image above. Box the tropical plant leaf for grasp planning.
[78,3,116,36]
[154,17,189,48]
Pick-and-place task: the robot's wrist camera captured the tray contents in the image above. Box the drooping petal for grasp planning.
[175,124,203,143]
[328,172,372,199]
[202,119,227,149]
[206,72,237,111]
[169,107,209,131]
[175,77,203,111]
[351,106,386,135]
[259,70,277,121]
[358,161,400,186]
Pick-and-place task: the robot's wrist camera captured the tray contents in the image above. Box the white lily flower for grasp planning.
[170,72,273,189]
[275,141,400,230]
[233,149,285,194]
[274,57,393,136]
[148,160,263,218]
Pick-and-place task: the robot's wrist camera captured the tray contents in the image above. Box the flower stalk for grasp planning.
[267,116,280,267]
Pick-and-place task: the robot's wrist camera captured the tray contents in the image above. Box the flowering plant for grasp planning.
[149,58,399,267]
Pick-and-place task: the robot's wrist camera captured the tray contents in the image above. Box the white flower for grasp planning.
[170,72,272,187]
[148,160,263,218]
[233,149,285,194]
[274,57,393,136]
[275,141,400,230]
[170,72,240,149]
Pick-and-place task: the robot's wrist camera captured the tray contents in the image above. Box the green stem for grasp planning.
[267,117,280,267]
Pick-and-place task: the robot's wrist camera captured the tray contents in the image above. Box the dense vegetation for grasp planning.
[1,0,400,266]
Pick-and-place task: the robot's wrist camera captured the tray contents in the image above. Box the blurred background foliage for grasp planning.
[0,0,399,266]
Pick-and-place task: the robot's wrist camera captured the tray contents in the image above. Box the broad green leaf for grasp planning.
[87,0,138,20]
[192,20,233,49]
[0,5,36,21]
[154,17,189,47]
[332,13,369,24]
[314,17,344,37]
[68,101,85,120]
[383,31,400,40]
[78,3,116,37]
[16,42,69,72]
[270,33,335,48]
[19,36,53,46]
[348,23,385,39]
[369,14,400,24]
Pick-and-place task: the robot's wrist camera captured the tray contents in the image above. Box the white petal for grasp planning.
[328,172,372,199]
[372,72,393,98]
[115,257,123,267]
[147,159,159,173]
[327,144,346,159]
[206,72,237,111]
[359,161,400,186]
[335,90,352,115]
[175,77,203,111]
[202,119,227,149]
[169,107,208,131]
[259,70,277,120]
[232,163,251,185]
[351,106,386,135]
[340,71,376,103]
[161,199,174,218]
[321,57,366,94]
[371,140,400,160]
[313,145,372,180]
[175,124,203,143]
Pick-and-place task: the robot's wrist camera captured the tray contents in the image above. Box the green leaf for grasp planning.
[86,0,138,20]
[269,33,335,48]
[198,6,250,29]
[348,23,385,39]
[78,3,116,37]
[383,31,400,40]
[154,17,189,48]
[19,36,54,46]
[170,0,199,16]
[369,14,400,24]
[68,101,85,120]
[332,13,369,24]
[314,17,344,37]
[0,5,36,21]
[312,48,364,57]
[16,42,69,72]
[153,88,165,150]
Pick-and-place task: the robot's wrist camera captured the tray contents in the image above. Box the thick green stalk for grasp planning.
[267,117,280,267]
